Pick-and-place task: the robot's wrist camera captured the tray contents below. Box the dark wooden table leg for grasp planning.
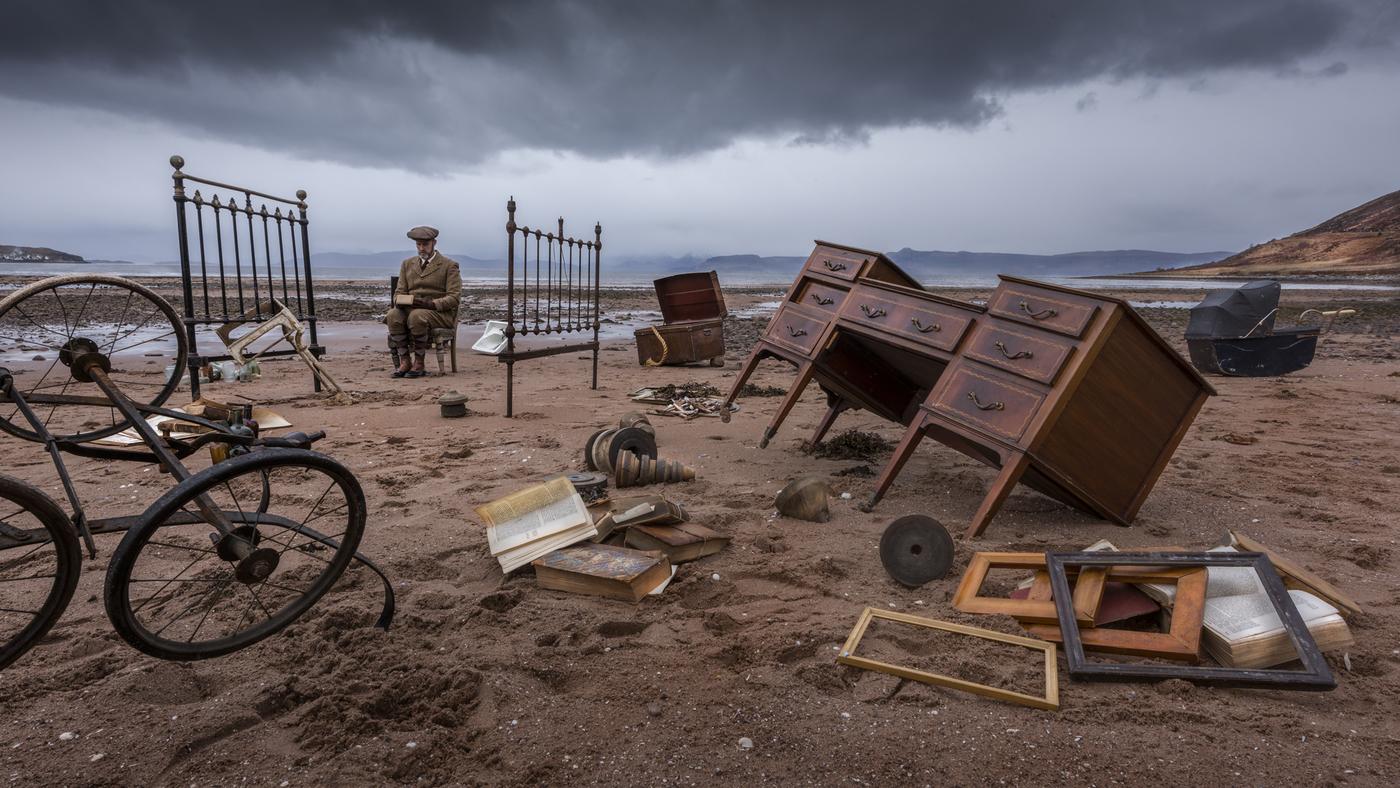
[760,359,815,448]
[965,451,1030,539]
[806,391,846,449]
[720,344,767,424]
[860,414,928,511]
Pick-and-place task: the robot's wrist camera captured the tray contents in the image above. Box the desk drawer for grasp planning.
[963,320,1076,385]
[841,286,972,352]
[765,304,827,357]
[930,362,1046,443]
[988,283,1099,338]
[802,246,869,282]
[794,278,848,315]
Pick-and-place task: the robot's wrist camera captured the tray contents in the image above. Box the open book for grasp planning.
[1137,546,1353,668]
[475,476,598,573]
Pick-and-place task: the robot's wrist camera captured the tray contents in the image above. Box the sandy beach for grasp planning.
[1,278,1398,786]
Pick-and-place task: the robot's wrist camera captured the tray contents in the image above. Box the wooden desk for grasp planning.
[723,241,1214,538]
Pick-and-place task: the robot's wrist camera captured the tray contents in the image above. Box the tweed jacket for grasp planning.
[395,251,462,314]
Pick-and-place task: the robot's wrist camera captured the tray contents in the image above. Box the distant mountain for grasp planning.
[1173,189,1400,277]
[308,246,1231,281]
[0,244,85,263]
[311,250,501,270]
[886,248,1230,278]
[689,248,1228,280]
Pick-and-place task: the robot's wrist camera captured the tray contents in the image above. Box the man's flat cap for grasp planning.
[407,225,439,241]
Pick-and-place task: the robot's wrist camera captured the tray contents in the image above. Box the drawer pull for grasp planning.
[1018,300,1058,320]
[823,260,848,272]
[911,317,940,333]
[994,341,1033,360]
[967,391,1004,411]
[809,293,834,306]
[787,325,808,338]
[859,304,887,319]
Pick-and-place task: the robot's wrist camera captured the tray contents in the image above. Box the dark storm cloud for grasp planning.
[2,0,1396,170]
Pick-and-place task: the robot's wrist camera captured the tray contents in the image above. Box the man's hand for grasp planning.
[413,296,435,309]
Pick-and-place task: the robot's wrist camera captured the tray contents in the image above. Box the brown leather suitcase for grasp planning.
[634,271,727,366]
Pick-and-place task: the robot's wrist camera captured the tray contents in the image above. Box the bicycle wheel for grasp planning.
[0,474,81,670]
[0,274,187,443]
[103,448,364,660]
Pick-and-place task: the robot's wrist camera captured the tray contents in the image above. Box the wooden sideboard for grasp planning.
[723,241,1214,538]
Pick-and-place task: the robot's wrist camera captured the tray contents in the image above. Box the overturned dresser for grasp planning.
[635,271,727,367]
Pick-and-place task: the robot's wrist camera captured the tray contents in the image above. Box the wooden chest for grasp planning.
[634,271,728,366]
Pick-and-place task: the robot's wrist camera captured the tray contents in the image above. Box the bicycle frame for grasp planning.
[0,367,395,629]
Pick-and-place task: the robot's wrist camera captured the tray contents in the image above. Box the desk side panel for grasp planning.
[1033,313,1206,520]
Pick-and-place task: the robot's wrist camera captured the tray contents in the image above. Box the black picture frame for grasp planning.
[1045,551,1336,690]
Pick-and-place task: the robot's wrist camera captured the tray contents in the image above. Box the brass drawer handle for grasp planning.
[967,391,1004,411]
[823,260,848,272]
[809,293,834,306]
[787,325,808,338]
[994,341,1033,360]
[911,317,940,333]
[1018,300,1058,320]
[860,304,886,319]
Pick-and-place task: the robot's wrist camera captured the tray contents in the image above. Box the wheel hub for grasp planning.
[235,548,281,584]
[58,338,109,382]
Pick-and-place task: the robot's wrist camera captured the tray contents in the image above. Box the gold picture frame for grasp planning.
[836,607,1059,711]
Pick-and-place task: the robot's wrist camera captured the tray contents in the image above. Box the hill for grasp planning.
[0,244,85,263]
[1170,189,1400,278]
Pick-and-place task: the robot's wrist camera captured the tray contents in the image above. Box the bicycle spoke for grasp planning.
[105,288,138,356]
[185,578,235,642]
[0,574,56,583]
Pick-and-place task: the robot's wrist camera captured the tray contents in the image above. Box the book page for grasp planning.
[1204,590,1340,642]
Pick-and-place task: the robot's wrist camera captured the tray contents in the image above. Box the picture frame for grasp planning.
[1022,564,1207,661]
[952,552,1103,625]
[837,607,1059,711]
[1045,551,1336,689]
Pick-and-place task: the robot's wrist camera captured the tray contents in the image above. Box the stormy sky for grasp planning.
[2,0,1398,262]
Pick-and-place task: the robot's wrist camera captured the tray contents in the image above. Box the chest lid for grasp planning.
[654,271,727,323]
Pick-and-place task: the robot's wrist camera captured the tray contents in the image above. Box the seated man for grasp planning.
[388,225,462,378]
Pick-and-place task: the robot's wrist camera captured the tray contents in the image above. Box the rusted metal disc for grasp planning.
[583,428,612,471]
[879,515,953,588]
[567,471,609,503]
[606,426,657,469]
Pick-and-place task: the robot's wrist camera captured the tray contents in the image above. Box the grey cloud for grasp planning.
[2,0,1397,171]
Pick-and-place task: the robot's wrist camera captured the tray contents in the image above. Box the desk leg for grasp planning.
[861,416,926,512]
[806,394,846,449]
[720,345,766,424]
[760,359,814,449]
[965,451,1030,539]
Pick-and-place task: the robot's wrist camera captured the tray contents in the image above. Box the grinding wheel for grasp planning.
[879,515,953,588]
